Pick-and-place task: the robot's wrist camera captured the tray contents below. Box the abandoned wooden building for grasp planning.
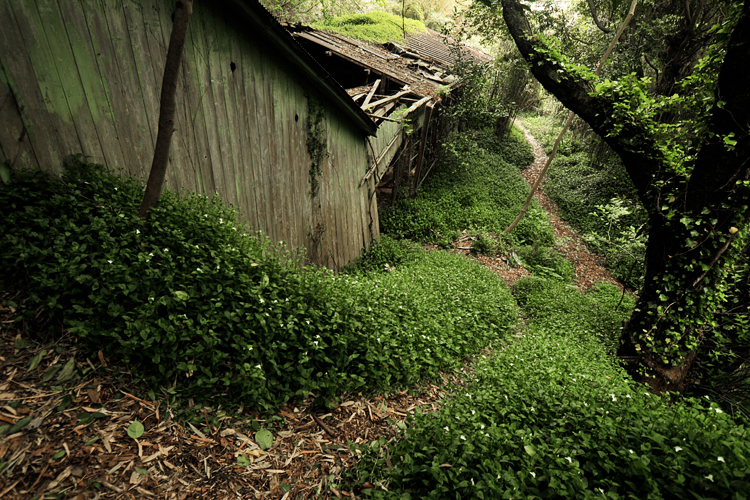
[0,0,393,269]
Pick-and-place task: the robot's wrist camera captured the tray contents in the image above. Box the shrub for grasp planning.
[342,235,424,275]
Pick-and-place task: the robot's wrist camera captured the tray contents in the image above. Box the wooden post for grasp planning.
[138,0,194,220]
[411,102,433,197]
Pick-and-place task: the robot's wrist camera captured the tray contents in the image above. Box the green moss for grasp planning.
[311,12,427,43]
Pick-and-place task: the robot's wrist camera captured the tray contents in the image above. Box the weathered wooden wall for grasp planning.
[0,0,379,269]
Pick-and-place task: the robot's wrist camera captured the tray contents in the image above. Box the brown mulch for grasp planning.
[0,123,624,499]
[0,297,480,500]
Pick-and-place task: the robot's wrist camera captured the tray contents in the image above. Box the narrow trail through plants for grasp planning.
[474,121,625,291]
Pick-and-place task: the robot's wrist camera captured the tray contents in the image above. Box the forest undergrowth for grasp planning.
[0,123,748,498]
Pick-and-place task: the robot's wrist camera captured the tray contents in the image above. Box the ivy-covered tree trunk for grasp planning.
[500,0,750,394]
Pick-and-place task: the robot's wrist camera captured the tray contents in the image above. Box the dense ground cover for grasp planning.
[0,159,518,414]
[311,12,426,43]
[353,278,750,499]
[380,127,551,249]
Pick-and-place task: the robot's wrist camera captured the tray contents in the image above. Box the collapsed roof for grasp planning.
[283,23,493,125]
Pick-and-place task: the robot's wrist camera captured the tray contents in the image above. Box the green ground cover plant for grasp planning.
[380,128,551,247]
[0,160,518,412]
[353,278,750,499]
[311,12,426,43]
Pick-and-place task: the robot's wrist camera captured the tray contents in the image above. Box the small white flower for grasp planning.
[306,320,310,325]
[565,457,573,463]
[629,449,634,454]
[114,187,118,191]
[313,341,318,346]
[247,346,253,351]
[377,338,380,342]
[480,424,485,430]
[530,472,536,478]
[705,474,714,482]
[136,229,140,234]
[460,435,466,441]
[255,364,261,369]
[107,260,113,264]
[610,394,617,402]
[196,268,201,272]
[715,408,723,414]
[718,457,725,463]
[444,426,449,432]
[148,253,154,257]
[164,248,169,252]
[598,488,604,494]
[259,298,264,303]
[675,447,682,452]
[471,410,475,415]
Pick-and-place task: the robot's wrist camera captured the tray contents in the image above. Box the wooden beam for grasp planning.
[411,103,434,197]
[363,90,411,112]
[404,95,432,115]
[361,79,381,109]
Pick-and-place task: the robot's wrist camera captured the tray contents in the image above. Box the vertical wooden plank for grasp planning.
[121,0,161,178]
[182,1,215,196]
[258,46,279,243]
[204,6,238,208]
[60,1,127,170]
[192,2,227,204]
[221,11,250,219]
[4,0,83,171]
[244,34,270,237]
[96,0,155,177]
[233,31,261,231]
[30,0,105,163]
[0,60,38,170]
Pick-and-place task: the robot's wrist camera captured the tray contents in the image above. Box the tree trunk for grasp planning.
[138,0,194,220]
[500,0,750,394]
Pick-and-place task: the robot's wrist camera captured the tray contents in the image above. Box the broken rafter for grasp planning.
[361,79,382,109]
[362,90,411,112]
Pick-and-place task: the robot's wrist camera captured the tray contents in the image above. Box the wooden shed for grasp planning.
[0,0,381,269]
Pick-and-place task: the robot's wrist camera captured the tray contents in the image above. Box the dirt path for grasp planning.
[475,122,623,291]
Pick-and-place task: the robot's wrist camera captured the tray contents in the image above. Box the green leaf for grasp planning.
[27,350,46,372]
[134,466,149,475]
[237,455,252,466]
[52,449,66,460]
[524,444,537,456]
[84,436,100,446]
[173,290,189,301]
[56,357,77,383]
[255,428,274,450]
[9,416,31,434]
[127,420,145,439]
[57,394,72,412]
